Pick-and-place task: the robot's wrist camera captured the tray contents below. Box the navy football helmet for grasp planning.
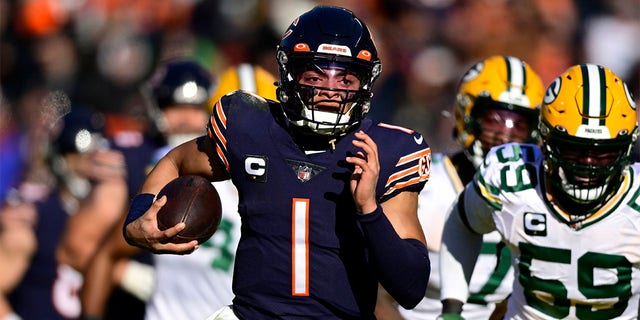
[148,59,213,110]
[144,59,214,142]
[276,6,382,137]
[51,109,109,155]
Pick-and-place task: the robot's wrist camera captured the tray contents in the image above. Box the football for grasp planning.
[156,175,222,244]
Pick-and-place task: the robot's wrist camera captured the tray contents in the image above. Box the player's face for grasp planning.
[478,108,532,150]
[297,67,361,113]
[556,144,625,187]
[162,106,209,135]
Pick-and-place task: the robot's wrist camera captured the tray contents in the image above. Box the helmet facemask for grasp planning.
[464,99,540,167]
[543,130,634,208]
[278,52,380,137]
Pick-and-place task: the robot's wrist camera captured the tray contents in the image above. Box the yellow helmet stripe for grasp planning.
[582,64,607,126]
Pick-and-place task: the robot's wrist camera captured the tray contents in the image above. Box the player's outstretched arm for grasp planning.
[439,188,485,318]
[347,131,430,309]
[123,137,222,254]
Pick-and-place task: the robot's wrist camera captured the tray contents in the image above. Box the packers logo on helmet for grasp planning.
[540,64,637,141]
[543,77,561,105]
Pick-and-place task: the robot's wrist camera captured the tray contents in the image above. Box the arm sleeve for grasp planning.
[357,205,430,309]
[439,185,493,306]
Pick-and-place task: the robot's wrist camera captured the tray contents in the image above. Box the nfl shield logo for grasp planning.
[297,166,312,182]
[287,159,324,183]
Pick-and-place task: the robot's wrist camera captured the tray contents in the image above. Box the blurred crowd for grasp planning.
[0,0,640,319]
[1,0,640,228]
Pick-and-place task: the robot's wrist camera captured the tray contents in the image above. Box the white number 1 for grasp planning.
[292,198,309,296]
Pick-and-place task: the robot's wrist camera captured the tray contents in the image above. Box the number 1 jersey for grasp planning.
[207,91,431,319]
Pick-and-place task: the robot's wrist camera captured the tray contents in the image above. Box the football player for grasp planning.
[439,64,640,319]
[207,62,278,111]
[81,59,273,320]
[123,5,432,319]
[144,61,277,319]
[379,55,544,320]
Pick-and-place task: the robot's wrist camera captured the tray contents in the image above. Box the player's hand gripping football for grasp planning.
[346,130,379,214]
[124,195,199,255]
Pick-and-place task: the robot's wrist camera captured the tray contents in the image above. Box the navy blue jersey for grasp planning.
[9,191,81,319]
[207,91,431,319]
[110,133,161,199]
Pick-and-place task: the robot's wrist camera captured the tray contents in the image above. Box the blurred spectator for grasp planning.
[0,108,127,319]
[527,0,580,85]
[386,45,459,154]
[0,95,25,202]
[441,0,543,66]
[582,0,640,81]
[1,1,637,316]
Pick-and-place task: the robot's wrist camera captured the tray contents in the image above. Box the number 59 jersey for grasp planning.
[207,91,431,319]
[465,142,640,320]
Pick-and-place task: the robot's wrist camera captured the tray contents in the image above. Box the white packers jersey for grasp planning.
[465,142,640,320]
[145,180,241,320]
[400,153,514,320]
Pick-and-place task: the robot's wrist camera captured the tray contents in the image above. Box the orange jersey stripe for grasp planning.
[383,176,425,197]
[215,100,227,127]
[210,103,228,150]
[397,148,431,166]
[377,122,415,134]
[215,143,230,172]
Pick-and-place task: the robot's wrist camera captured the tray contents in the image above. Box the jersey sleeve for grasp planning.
[459,181,498,234]
[207,91,270,175]
[375,123,432,202]
[467,142,542,234]
[207,94,230,174]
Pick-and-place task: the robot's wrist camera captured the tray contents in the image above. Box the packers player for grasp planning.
[439,64,640,319]
[377,55,544,320]
[401,55,543,320]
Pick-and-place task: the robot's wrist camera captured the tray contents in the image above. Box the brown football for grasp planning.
[156,175,222,244]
